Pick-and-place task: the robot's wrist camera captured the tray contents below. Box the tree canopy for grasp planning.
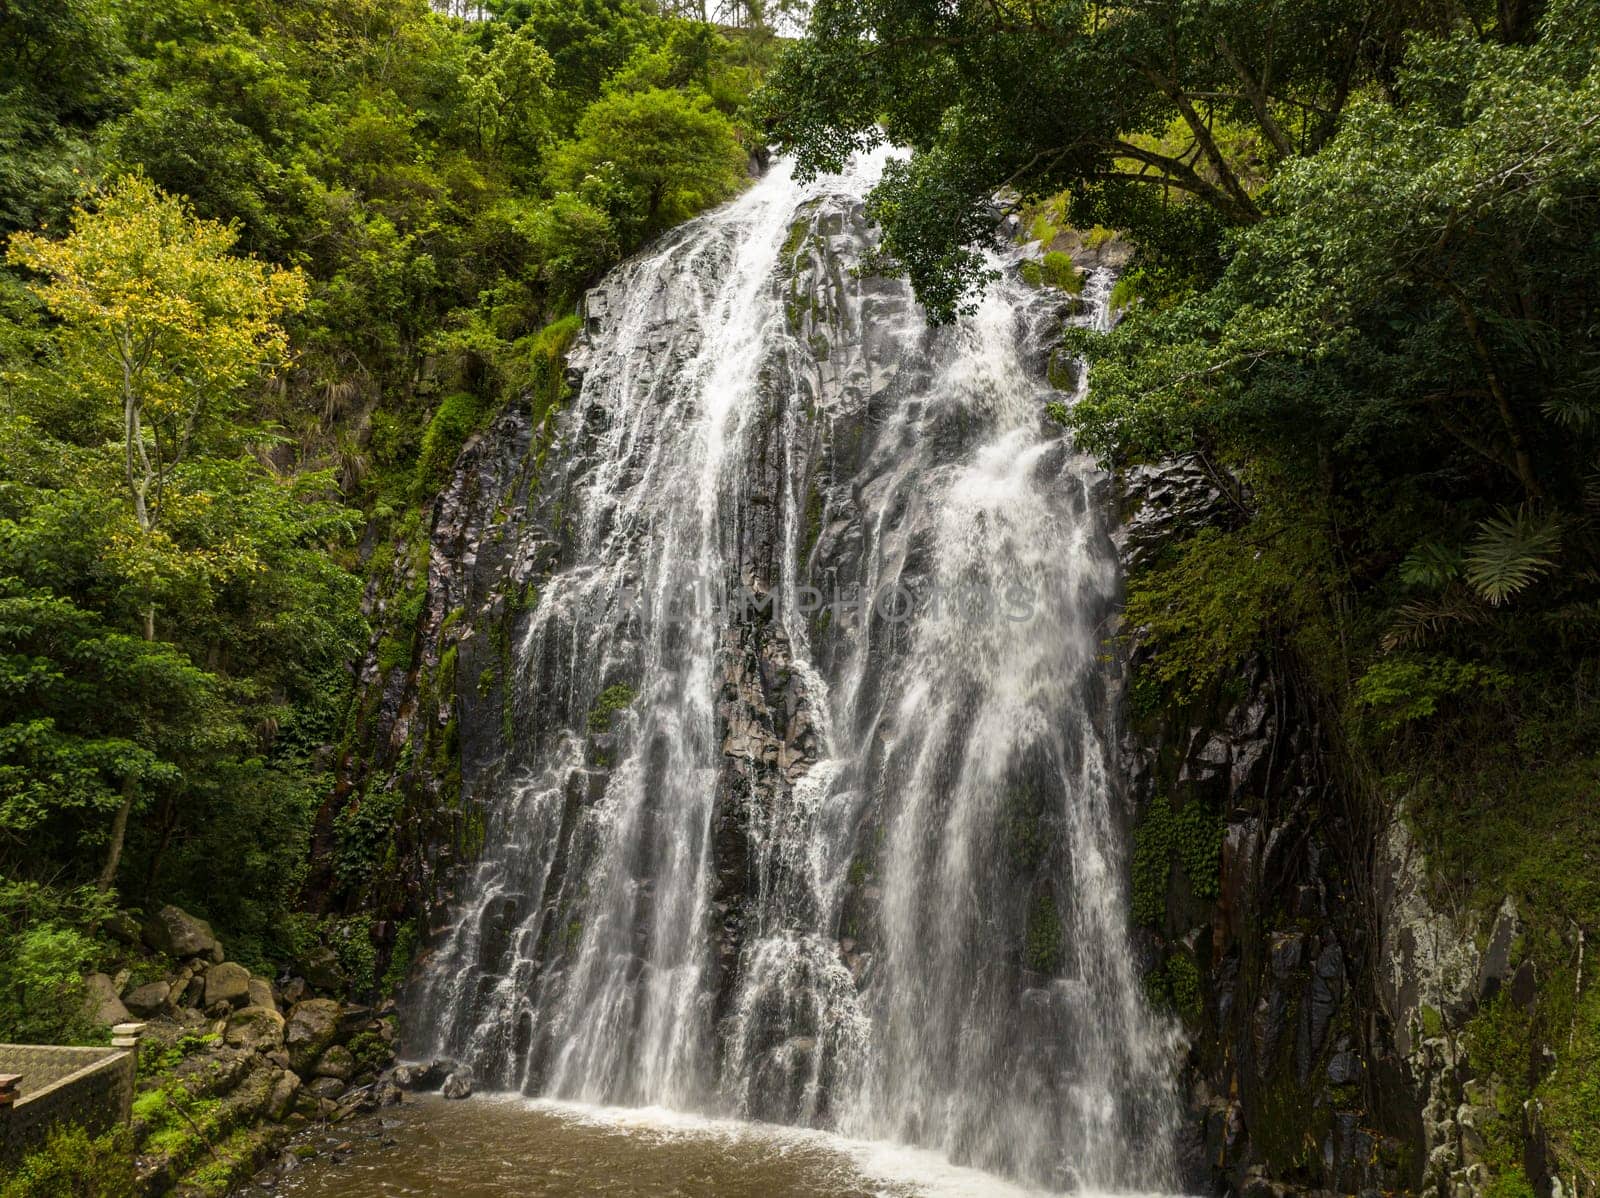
[0,0,777,995]
[756,0,1541,317]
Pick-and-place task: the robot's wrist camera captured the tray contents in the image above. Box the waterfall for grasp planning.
[408,151,1180,1192]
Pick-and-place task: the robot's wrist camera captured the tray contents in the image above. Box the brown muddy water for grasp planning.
[244,1093,1068,1198]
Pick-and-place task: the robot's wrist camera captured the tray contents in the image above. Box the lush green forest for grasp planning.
[3,0,1599,1192]
[759,0,1600,1186]
[0,0,773,1041]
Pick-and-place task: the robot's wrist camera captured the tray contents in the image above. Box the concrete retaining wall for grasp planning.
[0,1043,135,1167]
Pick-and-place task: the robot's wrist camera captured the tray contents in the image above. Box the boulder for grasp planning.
[142,905,220,960]
[103,910,144,946]
[284,998,342,1075]
[392,1059,455,1091]
[357,1079,403,1110]
[224,1005,286,1054]
[441,1070,473,1100]
[205,961,252,1008]
[299,946,345,993]
[168,962,194,996]
[247,978,277,1012]
[83,973,131,1026]
[305,1076,346,1102]
[266,1070,302,1121]
[124,981,171,1017]
[313,1044,356,1082]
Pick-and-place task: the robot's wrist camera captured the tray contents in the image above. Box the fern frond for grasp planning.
[1398,541,1462,590]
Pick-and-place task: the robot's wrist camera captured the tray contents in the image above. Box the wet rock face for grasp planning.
[1373,824,1546,1198]
[1119,461,1437,1196]
[303,389,562,972]
[1119,454,1567,1198]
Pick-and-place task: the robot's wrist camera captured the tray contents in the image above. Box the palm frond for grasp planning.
[1542,393,1599,430]
[1464,506,1562,606]
[1381,590,1491,651]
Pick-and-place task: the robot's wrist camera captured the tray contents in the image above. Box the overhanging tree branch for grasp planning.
[1215,34,1295,159]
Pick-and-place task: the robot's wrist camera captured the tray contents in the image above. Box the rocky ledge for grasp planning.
[81,903,404,1196]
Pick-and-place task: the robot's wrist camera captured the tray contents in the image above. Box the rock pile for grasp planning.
[82,904,403,1196]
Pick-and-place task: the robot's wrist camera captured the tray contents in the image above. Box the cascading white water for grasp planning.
[409,152,1180,1192]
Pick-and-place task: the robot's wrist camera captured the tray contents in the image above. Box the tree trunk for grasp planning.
[104,339,157,893]
[98,776,136,893]
[1135,61,1262,222]
[100,597,154,890]
[145,795,178,895]
[1216,35,1294,159]
[1450,290,1542,500]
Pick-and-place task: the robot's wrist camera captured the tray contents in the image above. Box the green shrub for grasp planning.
[138,1031,215,1076]
[1353,654,1510,737]
[328,915,378,997]
[0,1125,134,1198]
[347,1029,393,1074]
[0,882,113,1043]
[1143,951,1203,1021]
[525,315,582,423]
[0,923,97,1043]
[1131,796,1222,927]
[380,918,419,996]
[1020,251,1083,293]
[1123,523,1332,701]
[332,787,404,887]
[412,391,486,502]
[1040,251,1083,292]
[586,684,637,733]
[1024,890,1064,974]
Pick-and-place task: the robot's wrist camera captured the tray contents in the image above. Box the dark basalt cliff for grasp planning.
[302,393,567,977]
[1121,459,1550,1198]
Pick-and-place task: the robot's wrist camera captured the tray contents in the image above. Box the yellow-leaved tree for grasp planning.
[6,174,308,888]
